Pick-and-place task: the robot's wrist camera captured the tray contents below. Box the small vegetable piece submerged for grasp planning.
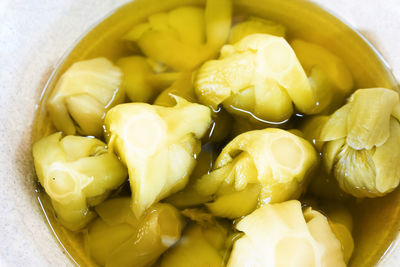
[319,88,400,198]
[105,97,212,217]
[117,56,180,103]
[227,200,346,267]
[195,34,318,123]
[160,221,230,267]
[291,39,354,113]
[47,58,124,137]
[85,198,184,267]
[32,133,127,230]
[124,0,231,71]
[228,16,286,44]
[195,128,317,218]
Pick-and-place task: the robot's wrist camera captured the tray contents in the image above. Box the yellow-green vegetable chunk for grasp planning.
[195,34,318,122]
[124,0,231,71]
[195,128,317,218]
[229,16,286,44]
[47,58,124,137]
[105,97,212,217]
[154,72,196,107]
[291,40,354,113]
[160,222,229,267]
[227,200,346,267]
[32,133,127,230]
[117,56,179,102]
[320,88,400,197]
[291,39,353,94]
[85,198,184,267]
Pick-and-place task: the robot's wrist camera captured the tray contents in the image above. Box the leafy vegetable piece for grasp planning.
[329,222,354,264]
[165,143,216,208]
[204,0,232,46]
[47,58,123,137]
[308,66,335,113]
[227,200,346,267]
[160,223,228,267]
[86,199,183,267]
[229,16,286,44]
[105,97,211,217]
[124,0,231,71]
[195,33,317,122]
[320,88,400,197]
[195,128,317,218]
[320,104,351,142]
[346,88,398,150]
[300,115,329,151]
[117,56,179,102]
[291,39,353,93]
[206,184,261,219]
[95,197,138,227]
[154,72,196,107]
[32,133,127,230]
[318,202,354,263]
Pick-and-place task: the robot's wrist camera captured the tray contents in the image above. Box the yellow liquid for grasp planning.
[32,0,400,266]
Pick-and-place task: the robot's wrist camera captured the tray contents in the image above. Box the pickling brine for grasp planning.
[31,0,400,266]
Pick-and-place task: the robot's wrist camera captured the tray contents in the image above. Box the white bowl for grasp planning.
[0,0,399,266]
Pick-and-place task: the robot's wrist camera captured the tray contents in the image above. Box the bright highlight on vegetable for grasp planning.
[105,97,212,217]
[195,128,317,218]
[195,33,318,123]
[227,200,346,267]
[47,58,124,137]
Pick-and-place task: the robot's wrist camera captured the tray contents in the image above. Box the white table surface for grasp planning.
[0,0,399,266]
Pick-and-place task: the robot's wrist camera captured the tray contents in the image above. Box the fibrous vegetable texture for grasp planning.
[227,200,346,267]
[85,198,184,267]
[160,220,230,267]
[117,56,180,103]
[32,133,127,230]
[228,16,286,44]
[319,88,400,198]
[195,128,317,218]
[47,58,124,137]
[195,33,319,122]
[124,0,231,71]
[105,97,212,217]
[291,39,353,113]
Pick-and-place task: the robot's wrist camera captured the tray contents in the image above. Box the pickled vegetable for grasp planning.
[160,222,229,267]
[117,56,179,102]
[291,39,353,94]
[229,16,286,44]
[47,58,123,137]
[124,0,231,71]
[154,72,196,107]
[105,97,212,217]
[195,128,317,218]
[85,198,184,267]
[291,39,354,113]
[320,88,400,197]
[195,34,318,123]
[227,200,346,267]
[32,133,127,230]
[165,143,217,208]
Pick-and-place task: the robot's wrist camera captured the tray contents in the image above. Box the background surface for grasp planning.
[0,0,399,266]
